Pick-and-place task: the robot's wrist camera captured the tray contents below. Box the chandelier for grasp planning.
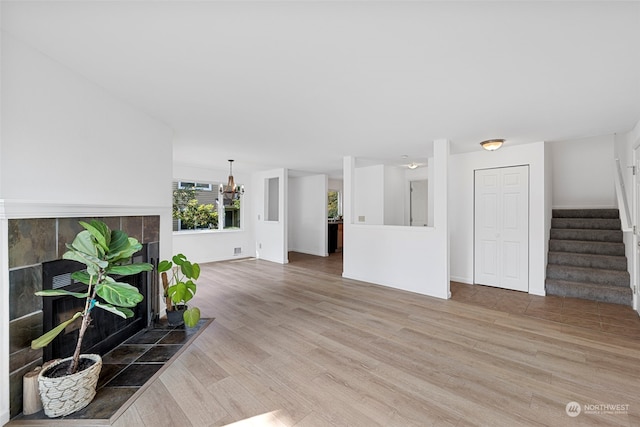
[219,160,244,204]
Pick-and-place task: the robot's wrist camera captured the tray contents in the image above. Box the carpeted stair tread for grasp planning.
[551,218,621,230]
[546,208,630,306]
[550,228,622,243]
[545,279,632,305]
[546,264,629,287]
[552,209,620,219]
[549,239,625,256]
[547,251,628,271]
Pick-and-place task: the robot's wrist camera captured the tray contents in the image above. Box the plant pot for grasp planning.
[37,353,102,418]
[166,305,186,326]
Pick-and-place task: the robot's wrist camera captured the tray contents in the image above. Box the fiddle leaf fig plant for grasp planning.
[31,220,153,375]
[158,253,201,327]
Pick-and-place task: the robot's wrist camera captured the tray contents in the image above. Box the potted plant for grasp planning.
[31,220,152,417]
[158,254,201,327]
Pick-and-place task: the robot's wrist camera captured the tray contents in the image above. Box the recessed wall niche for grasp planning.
[265,177,280,221]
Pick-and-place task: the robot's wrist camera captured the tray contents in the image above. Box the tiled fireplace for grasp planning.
[7,215,160,419]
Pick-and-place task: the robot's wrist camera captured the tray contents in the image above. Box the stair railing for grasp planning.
[614,158,632,231]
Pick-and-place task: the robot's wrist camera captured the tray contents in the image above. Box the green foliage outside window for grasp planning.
[328,191,339,218]
[173,187,218,230]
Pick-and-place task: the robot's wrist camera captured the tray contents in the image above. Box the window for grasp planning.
[222,192,242,229]
[172,181,242,231]
[178,181,213,191]
[328,190,341,219]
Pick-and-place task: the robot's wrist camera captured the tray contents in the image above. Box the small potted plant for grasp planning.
[158,254,201,327]
[31,220,152,417]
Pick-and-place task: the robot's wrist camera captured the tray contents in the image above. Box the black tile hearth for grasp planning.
[106,363,164,387]
[136,344,182,363]
[96,363,128,388]
[124,328,169,344]
[65,387,138,420]
[9,318,212,425]
[101,344,151,364]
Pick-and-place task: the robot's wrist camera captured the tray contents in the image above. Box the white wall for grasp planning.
[614,119,640,312]
[0,34,173,424]
[253,168,288,264]
[0,35,172,208]
[288,174,328,256]
[384,165,405,226]
[328,179,343,194]
[550,135,616,209]
[172,164,255,264]
[343,139,450,300]
[449,141,548,296]
[354,164,384,225]
[614,121,640,210]
[353,164,409,226]
[544,141,553,294]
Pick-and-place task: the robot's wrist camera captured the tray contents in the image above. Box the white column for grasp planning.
[433,139,451,298]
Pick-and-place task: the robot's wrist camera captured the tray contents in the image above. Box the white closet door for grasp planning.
[474,166,529,292]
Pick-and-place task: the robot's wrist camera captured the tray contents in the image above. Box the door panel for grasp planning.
[480,240,498,277]
[474,166,529,292]
[410,180,428,226]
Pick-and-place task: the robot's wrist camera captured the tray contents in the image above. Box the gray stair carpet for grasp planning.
[546,209,632,306]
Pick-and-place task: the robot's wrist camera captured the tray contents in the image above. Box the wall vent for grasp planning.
[234,247,242,255]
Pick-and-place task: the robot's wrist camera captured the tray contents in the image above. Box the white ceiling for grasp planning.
[2,1,640,178]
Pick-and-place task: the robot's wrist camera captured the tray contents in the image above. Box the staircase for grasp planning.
[545,209,632,306]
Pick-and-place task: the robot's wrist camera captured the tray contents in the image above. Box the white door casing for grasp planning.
[474,166,529,292]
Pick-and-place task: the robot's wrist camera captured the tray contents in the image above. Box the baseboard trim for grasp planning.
[288,249,327,257]
[450,276,473,285]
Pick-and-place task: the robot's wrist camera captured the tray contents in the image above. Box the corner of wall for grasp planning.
[0,216,9,425]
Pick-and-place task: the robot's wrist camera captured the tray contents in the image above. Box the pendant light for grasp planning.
[219,160,245,199]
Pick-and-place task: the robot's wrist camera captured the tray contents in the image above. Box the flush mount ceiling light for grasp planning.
[480,139,505,151]
[401,155,419,169]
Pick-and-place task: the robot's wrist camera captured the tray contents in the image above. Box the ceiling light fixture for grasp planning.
[219,160,245,204]
[480,139,505,151]
[408,163,419,170]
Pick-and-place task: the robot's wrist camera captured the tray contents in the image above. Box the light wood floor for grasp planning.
[113,256,640,426]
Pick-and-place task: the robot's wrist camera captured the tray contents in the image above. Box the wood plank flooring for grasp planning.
[113,255,640,426]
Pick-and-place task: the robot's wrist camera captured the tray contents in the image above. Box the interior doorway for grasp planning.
[288,251,343,277]
[474,165,530,292]
[410,179,428,226]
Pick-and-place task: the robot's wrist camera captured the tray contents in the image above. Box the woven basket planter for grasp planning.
[37,354,102,417]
